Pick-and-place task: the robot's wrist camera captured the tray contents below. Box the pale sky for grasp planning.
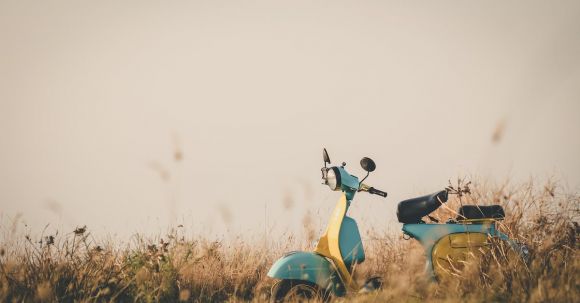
[1,1,579,240]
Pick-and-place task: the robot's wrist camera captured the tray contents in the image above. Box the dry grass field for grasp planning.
[0,179,578,302]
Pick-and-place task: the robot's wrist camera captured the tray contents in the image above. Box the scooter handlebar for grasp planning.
[368,187,388,198]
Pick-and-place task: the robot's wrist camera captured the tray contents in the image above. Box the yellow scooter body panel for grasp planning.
[431,232,490,277]
[314,193,359,291]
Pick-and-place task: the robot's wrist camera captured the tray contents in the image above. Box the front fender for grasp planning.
[267,251,344,296]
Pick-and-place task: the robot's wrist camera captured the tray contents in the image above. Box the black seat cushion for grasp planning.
[397,190,448,223]
[457,205,505,220]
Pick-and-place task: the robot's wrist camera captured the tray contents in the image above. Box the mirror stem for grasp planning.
[359,171,370,190]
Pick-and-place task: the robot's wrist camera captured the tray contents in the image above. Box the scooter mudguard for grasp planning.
[267,251,344,296]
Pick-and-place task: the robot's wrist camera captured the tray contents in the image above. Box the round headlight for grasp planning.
[325,167,341,191]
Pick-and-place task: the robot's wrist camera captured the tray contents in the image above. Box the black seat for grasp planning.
[457,205,505,220]
[397,190,448,224]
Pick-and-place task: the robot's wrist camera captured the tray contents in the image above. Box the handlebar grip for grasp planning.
[368,187,388,198]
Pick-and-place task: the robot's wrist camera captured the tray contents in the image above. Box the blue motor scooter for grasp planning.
[267,149,526,302]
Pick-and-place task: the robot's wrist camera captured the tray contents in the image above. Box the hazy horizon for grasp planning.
[1,0,579,240]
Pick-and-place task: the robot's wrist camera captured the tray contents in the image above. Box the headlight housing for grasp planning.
[322,167,341,191]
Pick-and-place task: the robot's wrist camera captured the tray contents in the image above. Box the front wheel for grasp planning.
[270,280,327,303]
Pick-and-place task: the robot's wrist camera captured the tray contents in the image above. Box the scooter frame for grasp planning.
[267,161,523,297]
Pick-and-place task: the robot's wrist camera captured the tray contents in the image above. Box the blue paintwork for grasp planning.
[267,251,344,296]
[339,217,365,270]
[403,222,505,276]
[403,223,497,247]
[336,167,359,200]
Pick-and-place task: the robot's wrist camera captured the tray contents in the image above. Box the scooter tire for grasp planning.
[270,279,327,303]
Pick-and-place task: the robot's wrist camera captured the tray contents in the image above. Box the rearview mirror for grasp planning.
[360,157,376,172]
[323,148,331,164]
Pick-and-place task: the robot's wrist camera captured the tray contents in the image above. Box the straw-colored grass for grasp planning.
[0,179,578,302]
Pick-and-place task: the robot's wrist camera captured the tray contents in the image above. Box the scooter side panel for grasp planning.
[431,232,490,277]
[402,223,495,276]
[402,223,494,248]
[267,251,344,296]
